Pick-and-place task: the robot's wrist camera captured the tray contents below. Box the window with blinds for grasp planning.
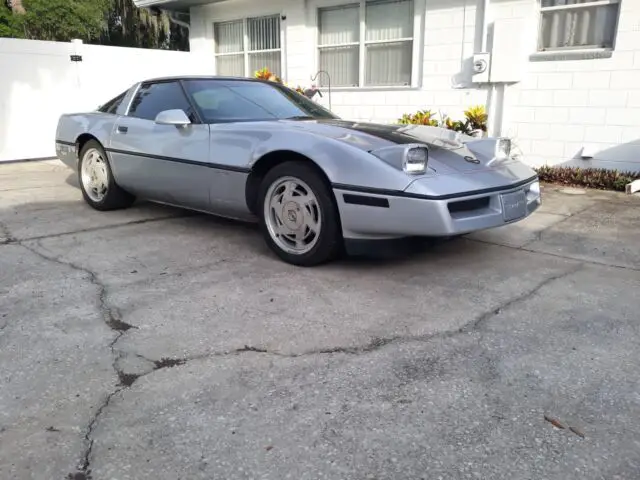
[318,0,414,87]
[214,15,282,77]
[538,0,620,51]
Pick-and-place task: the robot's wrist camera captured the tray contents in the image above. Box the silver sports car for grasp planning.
[55,76,541,266]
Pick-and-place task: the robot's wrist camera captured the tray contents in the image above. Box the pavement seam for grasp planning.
[0,213,193,245]
[520,203,598,248]
[465,236,640,272]
[0,184,72,192]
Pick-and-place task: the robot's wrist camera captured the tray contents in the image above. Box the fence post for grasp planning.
[70,39,84,109]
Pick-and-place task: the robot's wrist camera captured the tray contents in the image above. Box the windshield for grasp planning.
[182,79,338,124]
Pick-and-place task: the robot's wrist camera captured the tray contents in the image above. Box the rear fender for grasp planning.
[55,113,118,169]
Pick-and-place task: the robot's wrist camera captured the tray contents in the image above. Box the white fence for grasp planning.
[0,38,211,162]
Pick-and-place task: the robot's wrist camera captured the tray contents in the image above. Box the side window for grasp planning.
[98,91,126,114]
[128,82,194,122]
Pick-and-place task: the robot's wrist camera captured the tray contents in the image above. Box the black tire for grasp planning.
[258,161,342,266]
[78,140,135,211]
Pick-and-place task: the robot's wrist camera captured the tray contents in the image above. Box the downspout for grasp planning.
[478,0,502,137]
[480,0,489,52]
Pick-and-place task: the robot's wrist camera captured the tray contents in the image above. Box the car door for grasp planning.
[108,80,212,211]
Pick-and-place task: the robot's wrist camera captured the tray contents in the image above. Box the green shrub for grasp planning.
[398,105,488,135]
[535,165,640,192]
[398,110,439,126]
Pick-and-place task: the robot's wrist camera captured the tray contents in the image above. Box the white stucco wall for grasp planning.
[190,0,640,172]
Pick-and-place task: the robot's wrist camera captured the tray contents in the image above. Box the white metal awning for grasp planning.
[133,0,228,11]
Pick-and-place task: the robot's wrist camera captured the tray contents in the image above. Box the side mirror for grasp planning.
[155,109,191,127]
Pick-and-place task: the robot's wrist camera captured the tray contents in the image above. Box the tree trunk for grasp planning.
[9,0,26,14]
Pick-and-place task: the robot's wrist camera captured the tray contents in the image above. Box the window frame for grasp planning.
[97,90,127,115]
[536,0,621,53]
[125,80,202,124]
[213,13,284,79]
[314,0,422,90]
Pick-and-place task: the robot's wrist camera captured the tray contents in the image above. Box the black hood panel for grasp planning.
[315,119,424,145]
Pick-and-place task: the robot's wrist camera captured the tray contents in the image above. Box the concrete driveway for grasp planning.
[1,160,639,480]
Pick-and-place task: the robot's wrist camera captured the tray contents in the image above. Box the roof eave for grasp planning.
[133,0,226,11]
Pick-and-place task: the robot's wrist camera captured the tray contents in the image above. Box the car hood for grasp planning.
[279,119,508,173]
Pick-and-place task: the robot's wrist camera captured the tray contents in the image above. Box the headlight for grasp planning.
[403,147,428,174]
[495,137,511,160]
[369,143,429,175]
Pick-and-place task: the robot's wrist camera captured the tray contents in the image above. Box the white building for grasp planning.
[137,0,640,173]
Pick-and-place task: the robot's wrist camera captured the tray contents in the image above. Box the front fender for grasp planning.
[250,130,414,191]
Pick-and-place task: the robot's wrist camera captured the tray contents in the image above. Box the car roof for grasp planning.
[141,75,267,83]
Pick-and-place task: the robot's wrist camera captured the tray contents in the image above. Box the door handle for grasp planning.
[117,125,128,134]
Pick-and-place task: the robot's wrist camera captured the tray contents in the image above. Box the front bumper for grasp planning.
[334,177,541,240]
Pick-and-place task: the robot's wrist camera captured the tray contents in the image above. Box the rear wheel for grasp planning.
[258,161,342,266]
[78,140,134,211]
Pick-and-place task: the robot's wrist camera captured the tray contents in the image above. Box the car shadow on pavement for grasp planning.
[339,236,461,266]
[65,173,80,189]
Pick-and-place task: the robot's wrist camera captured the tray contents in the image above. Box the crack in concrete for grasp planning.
[128,264,585,373]
[16,241,137,479]
[0,213,192,246]
[115,356,189,387]
[294,264,582,355]
[458,263,584,334]
[13,234,583,478]
[154,357,188,369]
[71,386,124,480]
[20,241,136,335]
[0,220,16,245]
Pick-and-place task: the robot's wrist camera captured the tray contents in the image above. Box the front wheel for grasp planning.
[258,161,342,266]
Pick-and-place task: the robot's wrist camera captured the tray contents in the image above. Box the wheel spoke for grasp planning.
[272,218,291,236]
[281,181,297,203]
[295,194,315,208]
[96,165,108,189]
[293,228,307,247]
[269,195,285,227]
[269,193,284,213]
[304,207,320,234]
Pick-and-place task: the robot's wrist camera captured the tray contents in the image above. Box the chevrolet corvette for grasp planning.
[55,76,540,266]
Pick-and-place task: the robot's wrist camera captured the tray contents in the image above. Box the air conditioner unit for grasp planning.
[471,52,491,84]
